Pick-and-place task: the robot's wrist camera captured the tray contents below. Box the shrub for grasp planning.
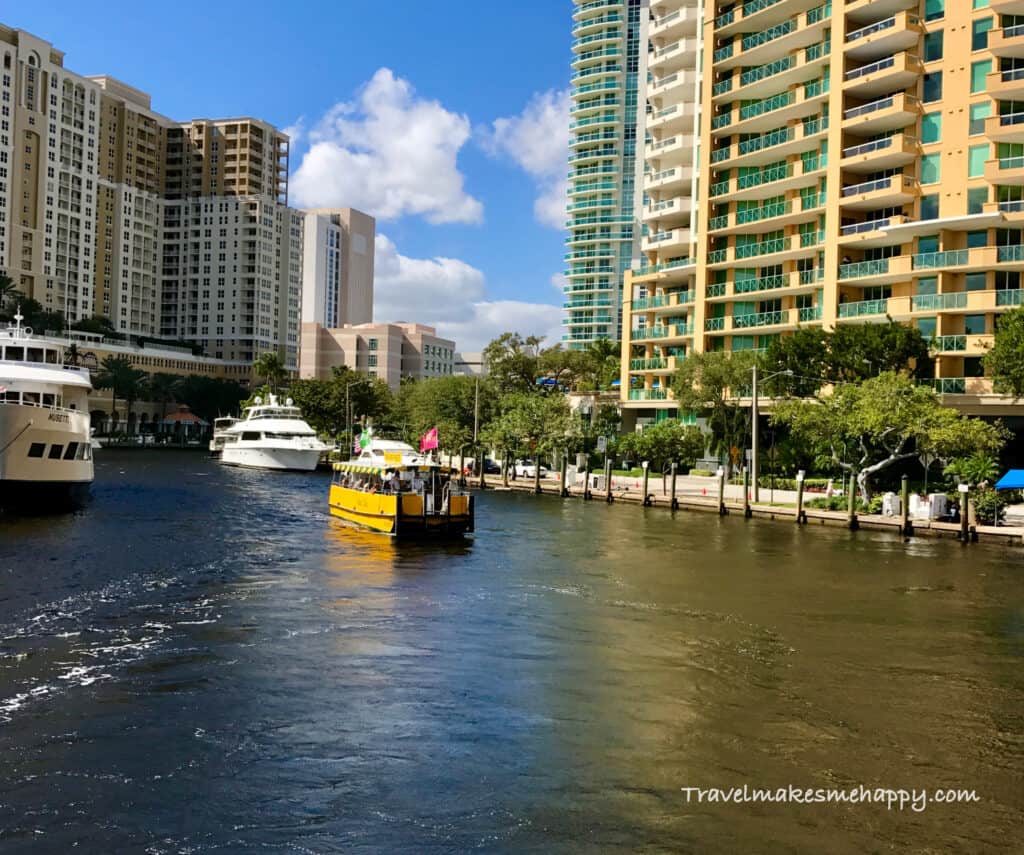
[972,488,1008,526]
[689,468,714,477]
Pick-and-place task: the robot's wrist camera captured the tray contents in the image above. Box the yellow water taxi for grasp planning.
[328,439,474,537]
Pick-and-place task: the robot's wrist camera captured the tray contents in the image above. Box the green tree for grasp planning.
[537,345,592,391]
[175,375,249,425]
[945,452,1000,487]
[70,315,116,336]
[583,339,622,390]
[486,391,577,489]
[615,420,704,472]
[672,350,758,474]
[773,372,1006,501]
[984,306,1024,396]
[762,327,830,397]
[253,351,287,392]
[148,373,182,422]
[94,355,148,433]
[395,375,490,455]
[482,332,544,395]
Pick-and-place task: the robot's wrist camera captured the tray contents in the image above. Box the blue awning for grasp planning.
[995,470,1024,490]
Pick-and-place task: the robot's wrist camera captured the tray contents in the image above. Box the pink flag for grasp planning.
[419,426,438,452]
[353,435,361,454]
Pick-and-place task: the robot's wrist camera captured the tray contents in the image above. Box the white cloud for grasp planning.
[374,235,562,351]
[282,117,305,149]
[482,89,571,229]
[290,69,483,225]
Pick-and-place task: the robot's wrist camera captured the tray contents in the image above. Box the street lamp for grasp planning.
[346,378,368,454]
[750,365,793,503]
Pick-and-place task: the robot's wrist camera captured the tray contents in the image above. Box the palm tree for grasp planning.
[148,372,181,424]
[94,355,147,435]
[0,274,22,318]
[253,351,287,393]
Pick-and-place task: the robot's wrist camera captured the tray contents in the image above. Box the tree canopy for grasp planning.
[772,372,1006,500]
[984,307,1024,397]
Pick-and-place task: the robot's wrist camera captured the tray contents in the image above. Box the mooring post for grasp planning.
[795,469,806,524]
[605,459,614,504]
[900,474,912,537]
[717,466,727,516]
[958,483,970,543]
[583,460,592,501]
[743,468,752,518]
[642,461,651,507]
[670,461,679,511]
[848,481,859,531]
[559,454,568,498]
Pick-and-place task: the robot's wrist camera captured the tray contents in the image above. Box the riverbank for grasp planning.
[480,474,1024,547]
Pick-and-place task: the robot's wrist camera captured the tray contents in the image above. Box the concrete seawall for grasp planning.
[476,475,1024,548]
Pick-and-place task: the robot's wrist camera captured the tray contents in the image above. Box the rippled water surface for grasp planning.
[1,451,1023,853]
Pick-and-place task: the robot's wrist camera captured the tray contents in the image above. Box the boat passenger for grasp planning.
[388,471,402,493]
[411,472,424,493]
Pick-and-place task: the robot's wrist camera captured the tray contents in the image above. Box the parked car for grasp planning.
[468,458,503,477]
[514,459,549,478]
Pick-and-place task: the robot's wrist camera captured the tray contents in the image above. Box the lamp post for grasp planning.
[751,366,793,503]
[346,378,368,453]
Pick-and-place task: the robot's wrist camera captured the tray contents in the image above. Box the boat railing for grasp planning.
[0,396,85,419]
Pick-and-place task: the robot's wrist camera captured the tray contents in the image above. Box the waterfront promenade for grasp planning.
[482,473,1024,546]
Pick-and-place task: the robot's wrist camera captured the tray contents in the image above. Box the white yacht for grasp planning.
[219,394,328,472]
[208,416,239,456]
[0,311,94,509]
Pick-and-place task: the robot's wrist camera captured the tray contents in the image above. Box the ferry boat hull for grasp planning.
[328,484,474,537]
[0,404,93,510]
[221,445,323,472]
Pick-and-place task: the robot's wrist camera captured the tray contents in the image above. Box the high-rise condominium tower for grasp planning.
[565,0,650,350]
[621,0,1024,428]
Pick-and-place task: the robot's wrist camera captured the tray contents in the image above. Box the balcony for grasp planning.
[643,165,694,192]
[712,77,829,137]
[648,37,699,74]
[992,0,1024,13]
[649,2,699,38]
[985,154,1024,186]
[837,298,889,319]
[642,196,690,223]
[642,227,692,254]
[842,92,920,136]
[840,132,918,173]
[647,68,700,102]
[838,254,913,284]
[646,102,697,134]
[714,0,820,39]
[840,173,919,211]
[629,356,680,374]
[714,2,830,71]
[644,134,696,165]
[990,66,1024,102]
[990,23,1024,59]
[985,110,1024,144]
[710,156,824,202]
[629,388,670,401]
[844,12,922,62]
[842,53,922,98]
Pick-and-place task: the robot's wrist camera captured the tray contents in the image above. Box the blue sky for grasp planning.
[10,1,575,349]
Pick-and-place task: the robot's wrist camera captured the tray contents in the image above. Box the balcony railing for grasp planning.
[632,295,669,310]
[838,299,888,318]
[798,306,823,322]
[734,309,787,329]
[932,335,967,352]
[631,357,669,370]
[845,56,897,81]
[741,56,794,86]
[735,273,787,294]
[629,389,669,400]
[705,316,726,331]
[997,245,1024,263]
[847,15,898,43]
[912,292,968,311]
[739,90,795,121]
[737,162,793,190]
[839,258,889,279]
[912,250,969,270]
[632,326,670,339]
[922,378,967,394]
[735,237,791,259]
[842,137,894,158]
[741,19,795,52]
[736,199,791,225]
[997,288,1024,306]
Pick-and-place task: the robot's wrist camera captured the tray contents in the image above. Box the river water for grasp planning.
[0,451,1022,853]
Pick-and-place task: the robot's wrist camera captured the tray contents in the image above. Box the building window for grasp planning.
[970,61,991,94]
[968,144,988,177]
[924,0,944,21]
[368,338,377,351]
[921,154,941,184]
[920,194,939,220]
[968,186,988,214]
[972,18,993,51]
[924,31,944,62]
[368,354,377,367]
[923,72,942,102]
[921,112,942,144]
[969,102,991,136]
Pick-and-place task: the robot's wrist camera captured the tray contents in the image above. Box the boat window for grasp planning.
[63,442,79,460]
[48,444,63,460]
[241,431,261,441]
[45,349,58,364]
[4,346,24,361]
[22,392,39,405]
[76,443,89,460]
[27,443,45,458]
[42,393,56,408]
[1,391,18,403]
[26,347,44,363]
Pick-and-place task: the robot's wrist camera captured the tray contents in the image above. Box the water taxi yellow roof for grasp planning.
[333,462,450,474]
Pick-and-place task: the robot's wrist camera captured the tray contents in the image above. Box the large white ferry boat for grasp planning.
[219,394,329,472]
[0,310,94,509]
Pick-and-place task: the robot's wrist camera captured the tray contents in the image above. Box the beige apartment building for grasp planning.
[299,321,456,390]
[0,26,303,370]
[300,208,374,330]
[619,0,1024,427]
